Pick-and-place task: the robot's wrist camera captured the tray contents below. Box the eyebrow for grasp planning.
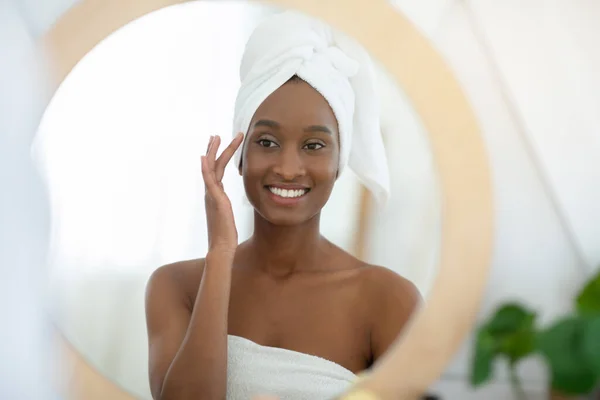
[304,125,332,135]
[253,119,332,135]
[253,119,280,130]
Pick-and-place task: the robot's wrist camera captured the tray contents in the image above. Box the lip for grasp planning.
[266,184,310,190]
[264,185,310,206]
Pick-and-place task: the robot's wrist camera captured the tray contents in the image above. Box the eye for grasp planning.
[304,142,325,151]
[257,139,278,148]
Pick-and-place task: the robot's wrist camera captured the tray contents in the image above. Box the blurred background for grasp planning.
[1,0,599,399]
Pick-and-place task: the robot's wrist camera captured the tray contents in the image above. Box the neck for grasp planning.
[245,211,328,276]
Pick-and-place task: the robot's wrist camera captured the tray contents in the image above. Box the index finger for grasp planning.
[215,132,244,181]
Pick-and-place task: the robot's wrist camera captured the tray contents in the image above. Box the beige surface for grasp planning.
[42,0,494,399]
[56,331,133,399]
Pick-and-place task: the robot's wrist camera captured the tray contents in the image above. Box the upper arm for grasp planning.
[145,262,201,399]
[368,267,422,362]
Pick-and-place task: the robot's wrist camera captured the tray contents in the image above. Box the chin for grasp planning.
[253,204,317,226]
[262,210,314,226]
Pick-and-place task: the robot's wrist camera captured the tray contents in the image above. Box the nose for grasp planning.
[273,147,306,180]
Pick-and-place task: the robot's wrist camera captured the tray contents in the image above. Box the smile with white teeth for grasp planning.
[268,186,308,199]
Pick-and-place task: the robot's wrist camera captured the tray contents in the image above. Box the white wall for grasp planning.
[391,1,600,398]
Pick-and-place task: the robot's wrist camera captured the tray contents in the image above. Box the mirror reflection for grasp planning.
[34,2,440,398]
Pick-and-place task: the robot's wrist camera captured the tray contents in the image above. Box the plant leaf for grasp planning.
[582,315,600,374]
[576,269,600,316]
[470,328,497,387]
[537,316,599,394]
[487,303,535,335]
[500,328,537,365]
[485,303,537,364]
[549,370,598,396]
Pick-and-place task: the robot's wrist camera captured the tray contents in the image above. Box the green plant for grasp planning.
[470,269,600,399]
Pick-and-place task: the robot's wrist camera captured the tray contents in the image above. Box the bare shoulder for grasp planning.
[357,264,422,361]
[327,244,420,305]
[358,264,421,305]
[146,258,206,308]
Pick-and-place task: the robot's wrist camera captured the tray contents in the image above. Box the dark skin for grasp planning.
[145,78,421,400]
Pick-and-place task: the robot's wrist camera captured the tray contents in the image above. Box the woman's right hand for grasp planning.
[201,133,244,256]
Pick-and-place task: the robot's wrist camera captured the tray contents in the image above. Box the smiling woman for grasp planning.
[36,0,492,399]
[144,11,423,400]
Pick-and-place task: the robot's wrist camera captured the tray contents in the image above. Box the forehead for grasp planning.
[251,80,339,131]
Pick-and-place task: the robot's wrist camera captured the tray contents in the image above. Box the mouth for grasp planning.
[265,185,310,205]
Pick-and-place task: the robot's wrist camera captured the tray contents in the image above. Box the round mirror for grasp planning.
[36,3,440,398]
[37,0,493,398]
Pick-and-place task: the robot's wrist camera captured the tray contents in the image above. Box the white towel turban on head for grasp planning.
[233,10,390,206]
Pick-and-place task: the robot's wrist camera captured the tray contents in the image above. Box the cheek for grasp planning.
[310,156,338,184]
[326,145,340,173]
[241,150,268,184]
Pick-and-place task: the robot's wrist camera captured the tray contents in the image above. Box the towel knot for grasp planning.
[307,45,360,78]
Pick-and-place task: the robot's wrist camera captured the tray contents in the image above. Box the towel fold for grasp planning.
[227,335,356,400]
[233,10,391,206]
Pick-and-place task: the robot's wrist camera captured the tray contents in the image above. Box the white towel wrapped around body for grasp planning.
[233,11,390,206]
[227,335,356,400]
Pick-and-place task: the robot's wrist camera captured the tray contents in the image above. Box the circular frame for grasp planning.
[41,0,494,399]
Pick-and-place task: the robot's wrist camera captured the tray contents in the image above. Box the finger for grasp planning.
[206,135,214,156]
[207,135,222,171]
[215,133,244,181]
[201,155,218,193]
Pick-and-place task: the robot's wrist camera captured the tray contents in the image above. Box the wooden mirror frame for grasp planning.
[41,0,494,398]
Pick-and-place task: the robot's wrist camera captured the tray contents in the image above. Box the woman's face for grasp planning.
[240,79,340,226]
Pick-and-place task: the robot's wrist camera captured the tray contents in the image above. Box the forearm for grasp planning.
[159,252,233,400]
